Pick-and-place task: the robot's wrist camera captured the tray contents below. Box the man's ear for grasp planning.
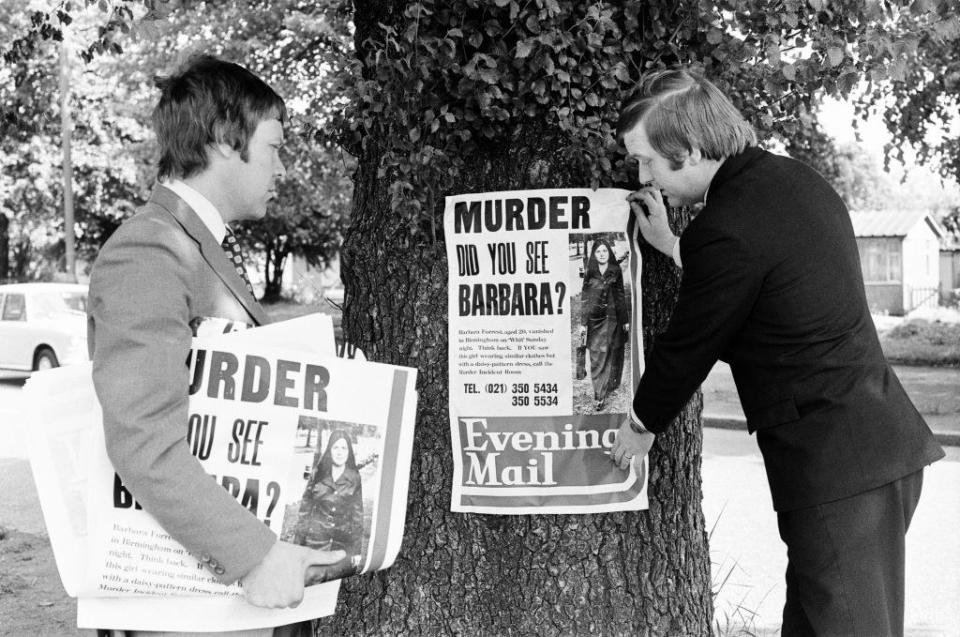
[211,142,235,160]
[686,147,703,166]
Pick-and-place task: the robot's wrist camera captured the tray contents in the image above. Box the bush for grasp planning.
[880,319,960,366]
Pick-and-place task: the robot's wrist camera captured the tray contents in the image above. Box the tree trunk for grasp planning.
[321,2,712,634]
[0,214,9,281]
[261,245,287,304]
[12,236,30,281]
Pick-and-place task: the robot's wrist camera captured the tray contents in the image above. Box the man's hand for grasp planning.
[610,417,655,471]
[627,188,677,258]
[241,541,346,608]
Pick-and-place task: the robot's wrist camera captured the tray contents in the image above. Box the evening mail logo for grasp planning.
[455,415,647,511]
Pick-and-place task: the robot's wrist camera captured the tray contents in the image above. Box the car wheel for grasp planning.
[34,347,59,371]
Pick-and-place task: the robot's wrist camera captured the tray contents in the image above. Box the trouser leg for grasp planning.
[776,470,924,637]
[781,560,816,637]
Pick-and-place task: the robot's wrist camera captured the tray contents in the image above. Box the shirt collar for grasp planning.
[162,179,227,243]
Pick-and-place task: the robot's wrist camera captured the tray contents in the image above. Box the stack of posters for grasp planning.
[25,314,417,632]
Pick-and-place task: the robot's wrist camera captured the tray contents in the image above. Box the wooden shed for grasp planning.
[849,209,943,315]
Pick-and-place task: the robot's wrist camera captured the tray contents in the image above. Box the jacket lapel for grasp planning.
[149,186,270,326]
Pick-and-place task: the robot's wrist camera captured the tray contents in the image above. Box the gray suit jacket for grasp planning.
[87,185,273,584]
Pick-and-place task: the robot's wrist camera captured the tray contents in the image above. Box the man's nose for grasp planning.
[637,164,652,183]
[275,159,287,179]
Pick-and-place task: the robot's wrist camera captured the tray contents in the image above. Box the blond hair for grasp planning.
[616,68,756,170]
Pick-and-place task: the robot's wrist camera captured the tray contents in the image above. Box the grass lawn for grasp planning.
[878,318,960,367]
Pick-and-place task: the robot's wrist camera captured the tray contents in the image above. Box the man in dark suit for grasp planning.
[87,55,343,636]
[609,68,944,636]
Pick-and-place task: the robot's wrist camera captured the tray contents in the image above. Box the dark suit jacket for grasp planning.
[632,147,944,511]
[87,185,275,584]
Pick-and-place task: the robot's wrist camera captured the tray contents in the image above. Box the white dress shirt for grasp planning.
[162,179,227,244]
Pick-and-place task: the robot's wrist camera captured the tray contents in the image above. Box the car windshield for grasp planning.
[32,291,87,318]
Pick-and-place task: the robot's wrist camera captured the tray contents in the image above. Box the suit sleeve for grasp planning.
[88,218,275,585]
[633,222,763,433]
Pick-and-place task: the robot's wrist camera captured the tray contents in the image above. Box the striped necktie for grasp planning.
[221,229,256,298]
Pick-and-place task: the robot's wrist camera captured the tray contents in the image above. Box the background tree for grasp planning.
[860,3,960,183]
[0,0,150,279]
[1,0,350,295]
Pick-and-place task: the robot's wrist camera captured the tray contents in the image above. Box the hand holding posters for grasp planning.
[446,188,649,514]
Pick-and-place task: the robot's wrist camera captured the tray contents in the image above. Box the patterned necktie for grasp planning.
[221,229,256,298]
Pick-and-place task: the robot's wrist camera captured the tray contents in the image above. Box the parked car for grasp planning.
[0,283,89,372]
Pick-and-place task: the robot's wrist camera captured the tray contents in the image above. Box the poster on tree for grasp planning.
[445,188,649,514]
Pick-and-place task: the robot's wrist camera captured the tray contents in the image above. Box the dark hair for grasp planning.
[317,429,358,479]
[152,54,286,180]
[585,238,619,278]
[616,67,755,170]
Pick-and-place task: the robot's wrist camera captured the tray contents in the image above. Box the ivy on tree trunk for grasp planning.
[321,2,712,633]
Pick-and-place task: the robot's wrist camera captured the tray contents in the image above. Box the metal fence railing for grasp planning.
[908,286,939,312]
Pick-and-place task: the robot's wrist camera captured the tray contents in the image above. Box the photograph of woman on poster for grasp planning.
[293,429,365,583]
[579,237,630,411]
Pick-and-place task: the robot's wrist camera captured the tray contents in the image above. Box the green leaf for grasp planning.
[478,68,499,84]
[612,62,631,83]
[707,28,722,45]
[782,62,796,82]
[766,43,780,65]
[541,54,555,75]
[827,46,844,67]
[837,70,860,94]
[889,59,906,82]
[516,39,534,59]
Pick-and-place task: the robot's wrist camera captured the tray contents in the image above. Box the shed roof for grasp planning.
[849,209,944,239]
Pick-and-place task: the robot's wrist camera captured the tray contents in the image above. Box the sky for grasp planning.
[816,95,960,212]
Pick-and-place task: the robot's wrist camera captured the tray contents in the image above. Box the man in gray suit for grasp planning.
[87,55,343,636]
